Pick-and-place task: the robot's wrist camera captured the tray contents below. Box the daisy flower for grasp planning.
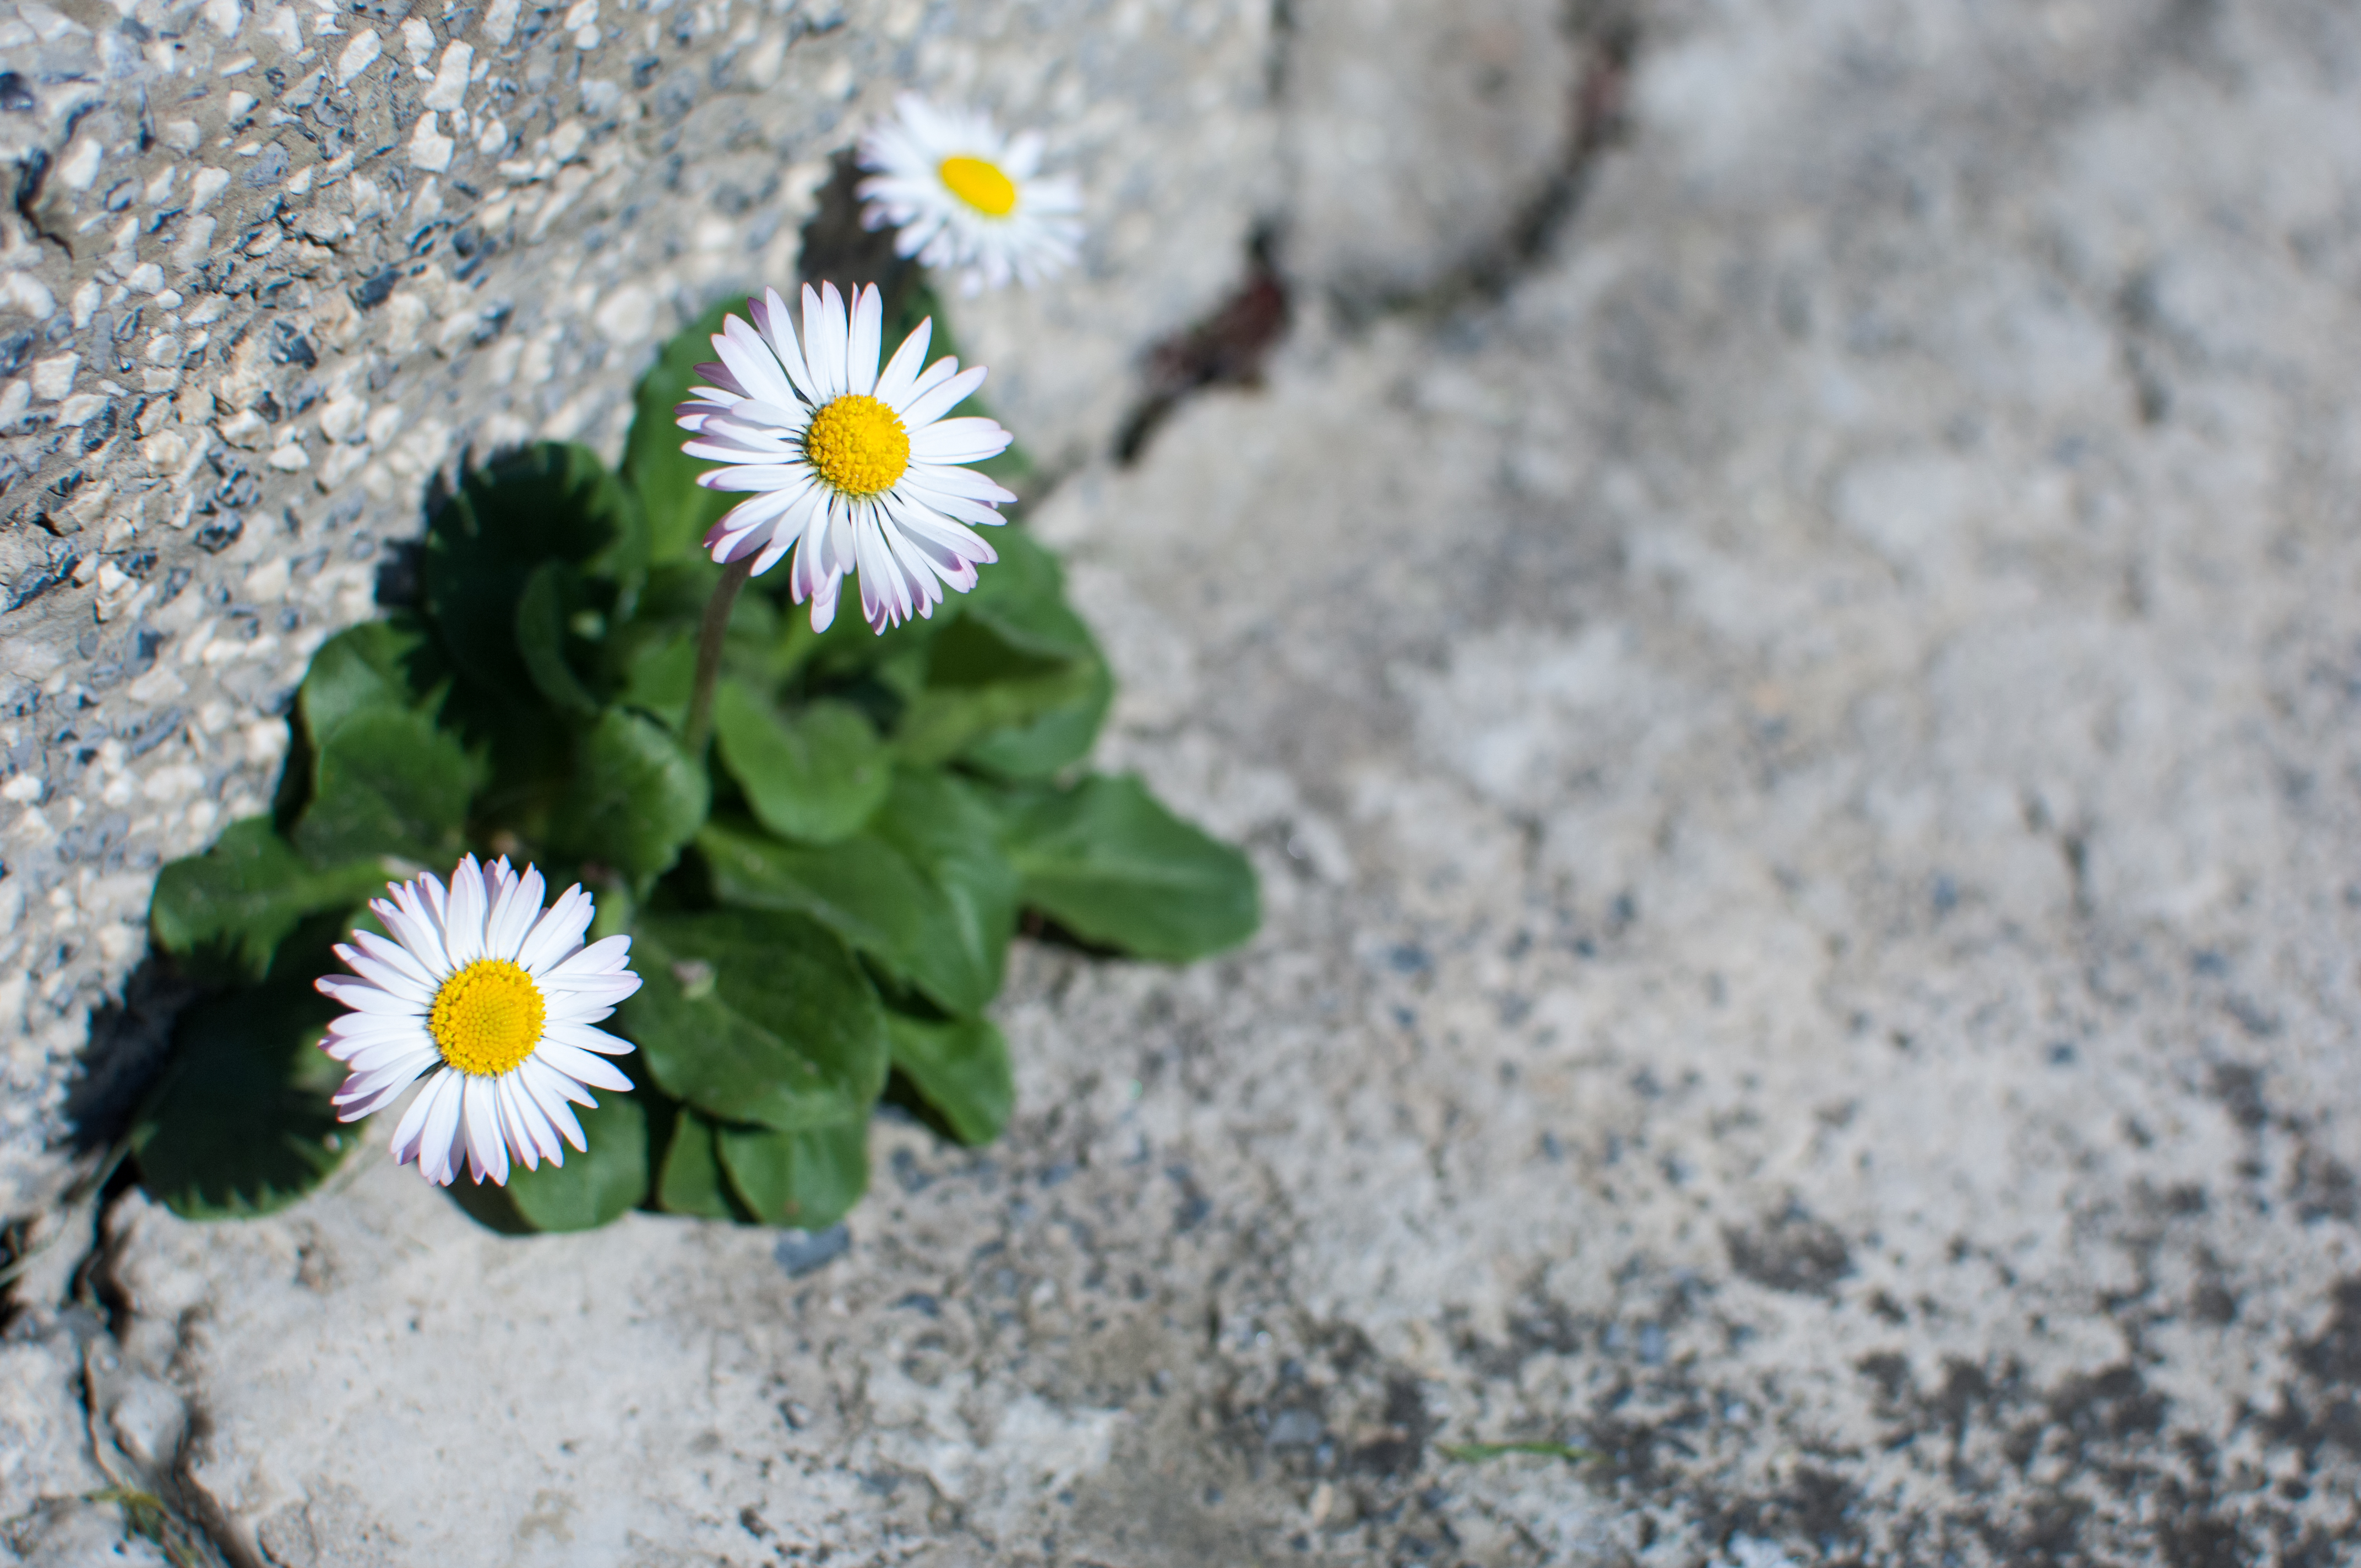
[856,93,1082,295]
[676,280,1017,633]
[315,854,642,1188]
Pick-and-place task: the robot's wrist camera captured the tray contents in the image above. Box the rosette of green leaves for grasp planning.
[132,291,1258,1231]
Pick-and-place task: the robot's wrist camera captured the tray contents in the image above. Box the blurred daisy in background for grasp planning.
[677,280,1016,633]
[857,94,1082,294]
[316,856,641,1188]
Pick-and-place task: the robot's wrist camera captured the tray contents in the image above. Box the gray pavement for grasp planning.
[8,1,2361,1563]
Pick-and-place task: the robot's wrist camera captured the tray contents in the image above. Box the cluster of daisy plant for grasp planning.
[133,101,1254,1233]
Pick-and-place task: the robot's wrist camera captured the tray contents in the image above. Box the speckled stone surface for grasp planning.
[0,0,1280,1216]
[10,1,2361,1564]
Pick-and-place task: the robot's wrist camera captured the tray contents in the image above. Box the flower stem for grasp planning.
[684,555,756,756]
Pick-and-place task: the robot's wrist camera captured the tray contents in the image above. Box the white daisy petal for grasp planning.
[337,1074,423,1124]
[324,1017,432,1059]
[542,933,637,983]
[317,858,638,1189]
[751,526,798,578]
[339,1081,435,1128]
[752,288,821,406]
[716,314,802,409]
[699,462,815,493]
[885,498,999,567]
[541,980,641,1018]
[673,281,1016,631]
[847,283,884,397]
[898,365,990,432]
[855,95,1081,295]
[522,1053,598,1111]
[805,282,850,400]
[389,1066,445,1162]
[461,1075,509,1185]
[332,947,436,1006]
[416,867,450,925]
[373,890,450,977]
[315,976,421,1015]
[882,524,951,613]
[909,415,1013,465]
[904,460,1018,505]
[493,1077,541,1172]
[336,1059,436,1121]
[348,928,440,990]
[504,1076,565,1167]
[520,1059,591,1150]
[534,1038,635,1094]
[516,885,594,976]
[807,565,844,633]
[492,864,545,959]
[708,493,803,548]
[897,356,964,416]
[546,1019,638,1056]
[897,481,1011,533]
[415,1069,466,1185]
[444,854,487,965]
[336,1033,439,1077]
[874,315,934,406]
[542,992,628,1028]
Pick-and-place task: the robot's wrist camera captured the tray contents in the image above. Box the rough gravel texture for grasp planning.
[10,0,2361,1564]
[0,0,1277,1216]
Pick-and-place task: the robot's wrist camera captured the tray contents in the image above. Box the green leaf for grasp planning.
[886,1012,1013,1146]
[548,709,709,882]
[622,910,889,1130]
[514,561,603,717]
[426,443,645,698]
[285,616,478,868]
[893,617,1102,769]
[997,774,1259,961]
[149,818,393,986]
[713,683,891,845]
[283,617,458,827]
[131,982,350,1219]
[716,1119,869,1229]
[699,821,915,971]
[599,562,780,732]
[502,1092,649,1231]
[291,705,479,868]
[699,770,1018,1016]
[910,529,1111,778]
[297,619,448,745]
[654,1106,744,1219]
[960,657,1112,781]
[965,527,1096,660]
[616,626,697,733]
[868,766,1021,996]
[622,300,740,563]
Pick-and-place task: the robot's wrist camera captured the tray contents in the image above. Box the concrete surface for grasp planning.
[8,0,2361,1564]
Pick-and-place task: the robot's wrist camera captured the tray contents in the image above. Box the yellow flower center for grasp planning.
[428,959,546,1077]
[937,155,1018,218]
[804,393,911,497]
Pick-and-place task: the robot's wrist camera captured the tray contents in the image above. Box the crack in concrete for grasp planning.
[1,1164,249,1565]
[1114,227,1290,466]
[1325,0,1641,330]
[1113,0,1641,470]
